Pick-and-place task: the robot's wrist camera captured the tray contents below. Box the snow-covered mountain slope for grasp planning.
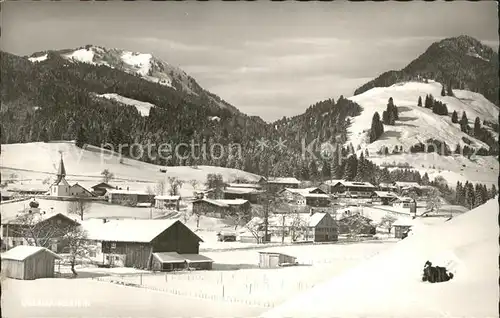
[347,80,498,151]
[27,45,238,113]
[346,81,499,185]
[262,197,499,318]
[0,142,261,193]
[95,93,156,117]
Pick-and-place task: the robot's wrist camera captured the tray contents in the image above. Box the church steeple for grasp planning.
[56,153,66,183]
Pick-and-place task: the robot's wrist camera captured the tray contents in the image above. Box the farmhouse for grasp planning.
[223,187,262,203]
[261,177,301,193]
[279,188,330,207]
[69,183,94,197]
[371,191,398,205]
[392,197,416,209]
[154,195,181,211]
[337,214,376,236]
[378,183,398,192]
[393,181,420,193]
[318,179,345,194]
[1,204,81,252]
[90,182,115,196]
[1,246,61,280]
[330,181,376,198]
[250,212,338,242]
[258,252,297,268]
[107,189,154,206]
[192,198,251,219]
[82,219,208,269]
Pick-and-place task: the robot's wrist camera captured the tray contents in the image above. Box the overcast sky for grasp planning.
[2,1,498,121]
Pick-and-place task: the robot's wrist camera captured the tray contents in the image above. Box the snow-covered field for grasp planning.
[262,197,499,318]
[96,93,157,116]
[347,81,499,186]
[1,240,394,318]
[0,141,261,195]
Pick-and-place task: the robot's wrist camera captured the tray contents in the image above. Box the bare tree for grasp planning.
[289,212,307,242]
[379,215,397,234]
[181,209,192,223]
[244,217,264,244]
[11,213,66,247]
[67,199,91,221]
[154,179,166,196]
[426,188,442,213]
[188,179,199,191]
[167,177,183,196]
[61,227,92,277]
[227,211,248,230]
[101,169,114,183]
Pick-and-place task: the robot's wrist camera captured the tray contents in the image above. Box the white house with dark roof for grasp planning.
[50,154,70,197]
[279,187,330,207]
[330,181,376,198]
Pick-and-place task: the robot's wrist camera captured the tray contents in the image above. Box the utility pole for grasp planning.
[281,213,286,244]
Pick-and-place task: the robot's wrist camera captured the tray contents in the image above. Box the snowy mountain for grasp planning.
[354,35,499,106]
[262,197,499,318]
[27,45,239,113]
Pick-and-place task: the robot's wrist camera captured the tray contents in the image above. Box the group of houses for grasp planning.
[0,199,214,280]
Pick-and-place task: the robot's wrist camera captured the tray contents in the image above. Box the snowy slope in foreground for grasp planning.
[0,142,261,190]
[96,93,155,116]
[347,81,499,151]
[262,198,499,318]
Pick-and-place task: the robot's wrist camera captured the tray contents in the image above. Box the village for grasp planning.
[0,152,471,309]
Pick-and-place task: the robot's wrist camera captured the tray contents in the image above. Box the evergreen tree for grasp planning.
[354,152,366,181]
[451,110,458,123]
[474,183,484,208]
[417,96,422,107]
[369,112,384,142]
[441,85,446,96]
[422,172,430,185]
[365,148,369,157]
[39,128,49,143]
[446,81,454,96]
[321,160,331,180]
[465,182,475,209]
[382,111,389,125]
[473,117,481,137]
[309,160,319,181]
[76,126,87,148]
[460,111,469,133]
[343,154,358,181]
[455,181,463,204]
[490,184,497,199]
[300,161,310,181]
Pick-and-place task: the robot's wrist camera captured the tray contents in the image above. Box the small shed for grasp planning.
[183,254,214,270]
[258,251,297,268]
[1,246,61,280]
[151,252,186,271]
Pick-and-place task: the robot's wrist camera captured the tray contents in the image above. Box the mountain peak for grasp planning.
[353,35,499,105]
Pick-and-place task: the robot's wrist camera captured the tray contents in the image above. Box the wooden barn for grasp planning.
[258,252,297,268]
[151,252,214,271]
[154,195,181,211]
[371,191,398,205]
[1,211,81,252]
[1,245,61,280]
[260,177,301,193]
[337,214,376,236]
[279,187,330,207]
[82,219,207,269]
[69,183,95,197]
[192,198,251,219]
[90,182,115,196]
[107,189,155,206]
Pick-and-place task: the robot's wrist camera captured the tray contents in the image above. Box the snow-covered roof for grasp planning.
[223,187,261,194]
[261,197,499,318]
[372,191,399,198]
[282,188,329,198]
[183,254,213,263]
[307,213,329,227]
[107,189,150,195]
[378,183,397,188]
[197,199,249,207]
[227,183,262,189]
[81,219,200,243]
[392,216,447,227]
[338,181,375,188]
[1,245,61,261]
[393,197,414,203]
[154,195,180,200]
[152,252,185,263]
[322,179,345,186]
[394,181,420,188]
[267,177,301,184]
[4,211,80,225]
[248,212,333,228]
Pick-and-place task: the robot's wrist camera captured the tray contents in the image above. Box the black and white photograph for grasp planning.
[0,1,498,317]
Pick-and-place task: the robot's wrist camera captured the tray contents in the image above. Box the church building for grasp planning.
[50,154,70,197]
